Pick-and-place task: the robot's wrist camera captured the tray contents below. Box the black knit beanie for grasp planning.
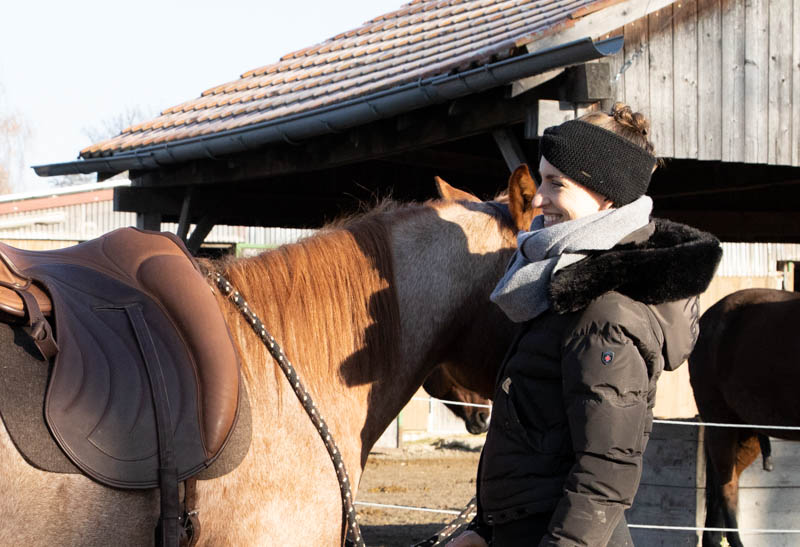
[540,120,656,206]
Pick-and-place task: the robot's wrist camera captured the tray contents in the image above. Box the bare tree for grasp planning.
[50,105,155,188]
[82,105,152,144]
[0,84,29,194]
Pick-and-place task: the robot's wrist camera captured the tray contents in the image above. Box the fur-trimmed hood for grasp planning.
[549,218,722,314]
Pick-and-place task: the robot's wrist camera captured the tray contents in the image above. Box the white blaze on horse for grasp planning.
[0,168,537,546]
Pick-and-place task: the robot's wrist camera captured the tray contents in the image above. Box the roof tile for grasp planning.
[82,0,601,159]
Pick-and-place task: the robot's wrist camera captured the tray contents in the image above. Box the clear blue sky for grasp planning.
[0,0,404,192]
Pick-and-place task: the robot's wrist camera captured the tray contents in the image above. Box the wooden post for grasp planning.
[136,212,161,231]
[176,187,194,242]
[186,215,215,255]
[492,127,528,171]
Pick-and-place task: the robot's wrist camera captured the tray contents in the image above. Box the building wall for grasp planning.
[0,194,314,250]
[608,0,800,167]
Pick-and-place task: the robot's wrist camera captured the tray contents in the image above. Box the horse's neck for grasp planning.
[213,201,509,459]
[384,202,511,411]
[213,215,408,459]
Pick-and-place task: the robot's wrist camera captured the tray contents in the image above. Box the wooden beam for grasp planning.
[560,63,613,102]
[116,186,183,217]
[527,100,577,137]
[176,186,193,241]
[136,212,161,231]
[525,0,676,53]
[186,216,215,255]
[492,128,529,171]
[115,180,373,228]
[129,87,542,188]
[655,210,800,242]
[378,148,506,176]
[511,68,565,98]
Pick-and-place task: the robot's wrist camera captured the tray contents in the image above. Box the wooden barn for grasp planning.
[34,0,800,545]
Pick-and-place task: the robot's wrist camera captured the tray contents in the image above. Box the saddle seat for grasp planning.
[0,227,240,489]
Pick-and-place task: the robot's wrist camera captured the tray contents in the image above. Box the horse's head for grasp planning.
[423,363,491,434]
[421,164,538,400]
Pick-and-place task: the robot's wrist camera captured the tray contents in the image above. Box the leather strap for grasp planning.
[17,288,58,360]
[180,478,201,547]
[125,304,180,547]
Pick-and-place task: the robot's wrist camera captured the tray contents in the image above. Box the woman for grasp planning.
[448,104,722,546]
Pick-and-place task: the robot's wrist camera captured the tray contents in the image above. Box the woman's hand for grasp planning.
[446,530,489,547]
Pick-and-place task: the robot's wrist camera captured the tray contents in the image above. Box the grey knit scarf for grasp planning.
[490,196,653,322]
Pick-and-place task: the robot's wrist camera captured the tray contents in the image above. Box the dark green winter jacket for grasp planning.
[476,218,721,546]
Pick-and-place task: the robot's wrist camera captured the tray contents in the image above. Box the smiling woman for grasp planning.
[534,157,613,228]
[448,103,722,547]
[532,103,656,227]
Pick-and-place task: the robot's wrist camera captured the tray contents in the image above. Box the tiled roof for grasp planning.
[81,0,612,159]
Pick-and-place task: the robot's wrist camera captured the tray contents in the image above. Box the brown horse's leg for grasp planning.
[703,454,726,547]
[708,431,760,547]
[703,426,737,547]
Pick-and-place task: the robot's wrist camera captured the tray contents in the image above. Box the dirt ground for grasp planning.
[356,435,483,547]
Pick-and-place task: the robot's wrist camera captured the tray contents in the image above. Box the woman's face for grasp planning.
[532,156,613,227]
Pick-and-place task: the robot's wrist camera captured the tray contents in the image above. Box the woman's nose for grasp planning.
[532,192,545,208]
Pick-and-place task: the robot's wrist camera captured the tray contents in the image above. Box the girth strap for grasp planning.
[125,304,180,547]
[16,287,58,360]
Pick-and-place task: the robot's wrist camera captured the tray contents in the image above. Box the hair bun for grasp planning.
[611,102,650,137]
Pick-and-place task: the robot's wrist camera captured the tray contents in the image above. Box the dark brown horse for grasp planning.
[689,288,800,547]
[423,364,491,434]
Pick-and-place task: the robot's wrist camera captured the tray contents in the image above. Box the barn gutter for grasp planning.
[34,36,623,178]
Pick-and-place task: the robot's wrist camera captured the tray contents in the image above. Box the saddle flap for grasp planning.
[3,228,241,488]
[41,265,210,487]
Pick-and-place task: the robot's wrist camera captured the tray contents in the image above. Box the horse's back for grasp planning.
[690,288,800,435]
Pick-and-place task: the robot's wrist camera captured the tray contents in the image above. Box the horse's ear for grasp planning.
[435,176,480,202]
[508,164,539,232]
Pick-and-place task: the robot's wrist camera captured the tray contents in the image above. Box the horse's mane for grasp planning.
[214,199,406,398]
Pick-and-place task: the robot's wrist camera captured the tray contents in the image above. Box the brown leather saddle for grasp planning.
[0,227,241,546]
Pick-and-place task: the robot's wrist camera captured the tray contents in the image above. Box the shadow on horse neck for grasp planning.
[689,288,800,547]
[213,194,518,467]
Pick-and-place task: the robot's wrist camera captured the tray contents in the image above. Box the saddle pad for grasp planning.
[0,322,252,480]
[0,322,79,473]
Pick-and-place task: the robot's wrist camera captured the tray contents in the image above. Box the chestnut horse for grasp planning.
[0,167,537,546]
[423,364,492,435]
[689,288,800,547]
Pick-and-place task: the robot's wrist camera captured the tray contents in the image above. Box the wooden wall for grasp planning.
[630,422,800,546]
[607,0,800,166]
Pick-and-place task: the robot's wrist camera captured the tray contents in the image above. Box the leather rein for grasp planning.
[212,272,364,547]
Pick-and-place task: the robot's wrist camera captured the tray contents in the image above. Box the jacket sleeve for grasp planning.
[540,320,650,547]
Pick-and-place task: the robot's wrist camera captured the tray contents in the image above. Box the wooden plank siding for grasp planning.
[623,17,651,123]
[795,0,800,166]
[673,0,700,158]
[744,0,770,163]
[648,6,675,157]
[697,0,722,160]
[721,0,746,161]
[599,0,800,166]
[769,0,794,165]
